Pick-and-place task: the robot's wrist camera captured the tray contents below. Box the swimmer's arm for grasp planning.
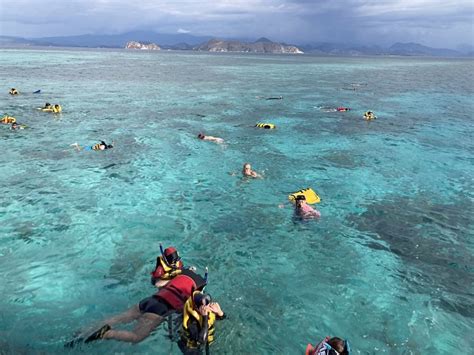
[70,143,82,151]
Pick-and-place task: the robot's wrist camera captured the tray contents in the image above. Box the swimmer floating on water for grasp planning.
[306,336,351,355]
[242,163,263,178]
[178,291,226,355]
[66,269,207,346]
[71,140,114,151]
[197,133,224,144]
[294,195,321,219]
[256,95,283,100]
[11,122,27,130]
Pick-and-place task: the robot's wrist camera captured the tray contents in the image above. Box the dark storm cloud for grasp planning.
[0,0,473,48]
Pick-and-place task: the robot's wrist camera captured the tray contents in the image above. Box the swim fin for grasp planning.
[84,324,111,343]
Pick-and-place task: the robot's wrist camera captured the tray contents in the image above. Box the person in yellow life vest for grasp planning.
[178,291,225,355]
[52,104,62,113]
[1,115,16,124]
[9,88,19,95]
[150,245,184,287]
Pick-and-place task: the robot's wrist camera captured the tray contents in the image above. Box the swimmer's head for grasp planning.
[45,102,51,107]
[193,292,211,308]
[163,247,181,264]
[197,133,205,140]
[295,195,306,207]
[243,163,251,170]
[327,337,350,355]
[11,122,18,129]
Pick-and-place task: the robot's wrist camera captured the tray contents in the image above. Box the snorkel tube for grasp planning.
[159,243,169,267]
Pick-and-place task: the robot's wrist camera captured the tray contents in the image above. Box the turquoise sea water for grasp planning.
[0,49,473,354]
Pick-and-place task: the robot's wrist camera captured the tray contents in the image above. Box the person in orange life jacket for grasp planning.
[151,246,184,287]
[67,269,207,346]
[178,291,225,355]
[306,336,351,355]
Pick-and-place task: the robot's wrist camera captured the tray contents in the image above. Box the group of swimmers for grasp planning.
[68,245,349,354]
[7,87,348,353]
[68,246,226,354]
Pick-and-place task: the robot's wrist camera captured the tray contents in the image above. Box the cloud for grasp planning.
[0,0,473,48]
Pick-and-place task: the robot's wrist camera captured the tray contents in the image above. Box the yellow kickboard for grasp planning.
[288,188,321,204]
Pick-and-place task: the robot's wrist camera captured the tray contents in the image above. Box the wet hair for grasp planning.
[197,133,205,140]
[295,195,306,201]
[193,292,211,307]
[327,337,348,355]
[45,102,51,106]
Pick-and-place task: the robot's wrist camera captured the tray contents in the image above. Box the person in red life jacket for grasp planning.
[151,246,184,287]
[67,269,207,346]
[336,107,350,112]
[306,336,351,355]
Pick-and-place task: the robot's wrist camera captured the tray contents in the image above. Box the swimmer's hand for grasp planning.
[208,303,223,317]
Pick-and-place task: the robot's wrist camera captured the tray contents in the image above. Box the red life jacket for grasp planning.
[155,269,206,310]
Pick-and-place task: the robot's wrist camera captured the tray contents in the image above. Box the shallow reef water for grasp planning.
[0,49,473,353]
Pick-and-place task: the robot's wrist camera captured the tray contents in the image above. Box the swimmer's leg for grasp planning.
[103,312,164,343]
[103,305,141,326]
[70,143,82,151]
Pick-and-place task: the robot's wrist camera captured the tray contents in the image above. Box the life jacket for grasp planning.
[181,291,216,349]
[1,116,16,124]
[151,256,184,281]
[52,105,62,113]
[92,143,102,150]
[9,89,18,95]
[155,269,206,310]
[255,123,276,129]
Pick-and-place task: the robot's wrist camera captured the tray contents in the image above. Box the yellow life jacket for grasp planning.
[181,292,216,349]
[158,256,183,280]
[92,143,102,150]
[364,112,376,121]
[255,122,276,129]
[9,89,18,95]
[289,188,321,204]
[52,105,62,113]
[1,116,16,124]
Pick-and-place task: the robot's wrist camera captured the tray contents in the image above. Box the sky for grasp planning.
[0,0,473,48]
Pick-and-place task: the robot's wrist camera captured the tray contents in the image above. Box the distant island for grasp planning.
[125,41,160,50]
[195,38,303,54]
[0,31,472,57]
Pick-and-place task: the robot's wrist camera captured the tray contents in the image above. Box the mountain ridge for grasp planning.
[0,32,471,57]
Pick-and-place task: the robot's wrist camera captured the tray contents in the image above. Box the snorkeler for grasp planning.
[66,269,207,346]
[242,163,263,178]
[363,111,376,121]
[256,95,283,100]
[10,122,27,130]
[178,291,226,355]
[71,140,114,152]
[151,245,185,287]
[1,115,16,124]
[306,336,351,355]
[197,133,224,144]
[294,195,321,219]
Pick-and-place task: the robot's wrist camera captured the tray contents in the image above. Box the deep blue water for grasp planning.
[0,48,473,354]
